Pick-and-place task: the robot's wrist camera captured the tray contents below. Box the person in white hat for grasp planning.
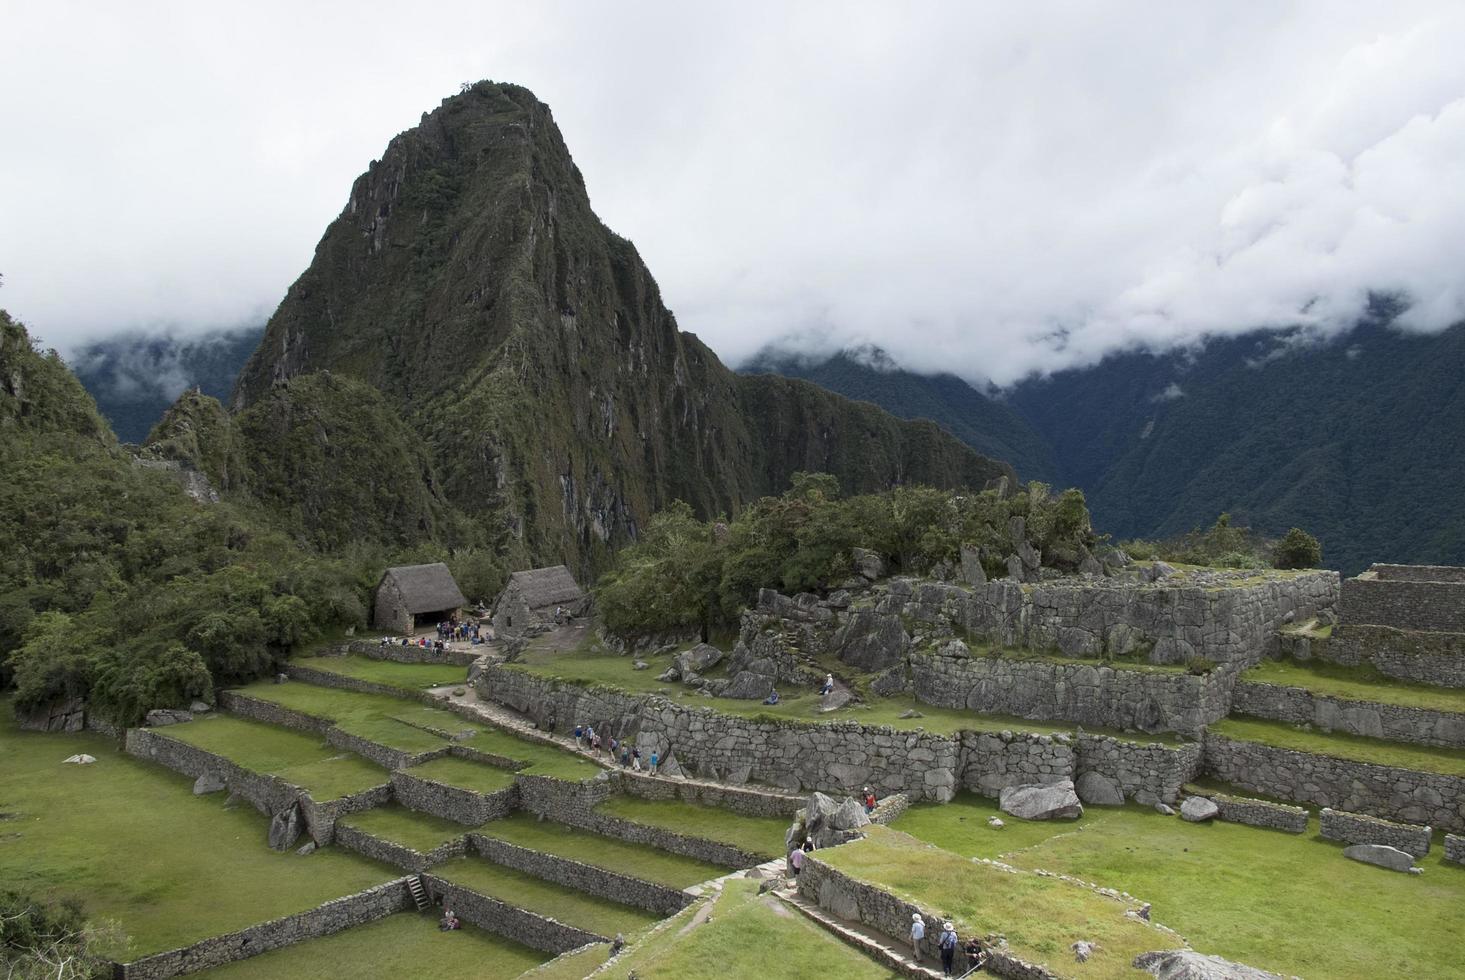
[938,921,959,976]
[910,912,925,961]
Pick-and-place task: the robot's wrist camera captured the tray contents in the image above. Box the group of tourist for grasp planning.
[573,725,657,773]
[911,914,990,976]
[436,618,484,644]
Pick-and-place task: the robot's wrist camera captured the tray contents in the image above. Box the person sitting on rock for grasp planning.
[439,908,460,931]
[820,673,835,695]
[763,689,780,705]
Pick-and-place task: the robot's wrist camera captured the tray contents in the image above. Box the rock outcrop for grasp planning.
[999,779,1084,820]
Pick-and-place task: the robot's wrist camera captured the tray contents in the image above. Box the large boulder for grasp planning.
[1180,797,1219,822]
[801,792,872,848]
[145,708,192,727]
[852,548,887,581]
[675,643,724,676]
[721,671,774,700]
[19,697,88,733]
[1075,772,1124,807]
[959,544,987,586]
[193,772,227,795]
[999,779,1084,821]
[268,803,303,851]
[832,610,910,671]
[1344,843,1416,872]
[1134,950,1283,979]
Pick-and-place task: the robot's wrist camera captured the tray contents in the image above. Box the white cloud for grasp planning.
[0,2,1462,385]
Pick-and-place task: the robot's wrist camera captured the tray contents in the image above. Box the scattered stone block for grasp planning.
[145,708,191,727]
[674,643,723,676]
[1180,796,1219,822]
[189,700,212,714]
[192,772,226,795]
[1072,941,1096,963]
[631,660,649,671]
[999,779,1083,821]
[296,841,317,856]
[61,754,96,765]
[1154,803,1175,816]
[1075,771,1124,806]
[1445,833,1465,865]
[268,803,303,851]
[1321,808,1431,857]
[1343,843,1416,873]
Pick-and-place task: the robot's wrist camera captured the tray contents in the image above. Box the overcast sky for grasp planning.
[2,1,1463,385]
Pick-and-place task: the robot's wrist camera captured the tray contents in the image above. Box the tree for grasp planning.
[596,502,724,639]
[1,890,126,980]
[1273,527,1323,569]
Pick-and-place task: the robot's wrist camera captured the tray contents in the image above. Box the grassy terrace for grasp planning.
[338,804,475,853]
[407,755,518,794]
[819,826,1177,979]
[595,797,789,860]
[1209,716,1465,777]
[294,653,470,691]
[434,856,662,937]
[159,713,387,800]
[0,707,395,956]
[505,653,1182,746]
[196,911,545,979]
[1243,657,1465,714]
[231,680,601,780]
[606,878,898,979]
[891,793,1465,980]
[477,811,727,888]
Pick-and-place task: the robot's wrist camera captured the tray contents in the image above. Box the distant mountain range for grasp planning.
[747,317,1465,574]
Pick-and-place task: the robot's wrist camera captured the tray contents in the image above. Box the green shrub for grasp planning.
[1273,528,1323,569]
[1186,656,1214,676]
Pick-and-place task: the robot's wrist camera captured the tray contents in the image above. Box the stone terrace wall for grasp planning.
[333,822,469,873]
[390,770,518,826]
[888,571,1337,666]
[1446,834,1465,864]
[911,644,1233,736]
[1211,793,1308,833]
[218,691,330,734]
[1324,626,1465,688]
[1319,808,1432,857]
[1232,680,1465,749]
[469,835,693,916]
[283,662,441,703]
[1370,564,1465,583]
[1341,575,1465,632]
[1075,734,1201,807]
[610,769,803,818]
[343,639,481,666]
[422,875,604,953]
[1203,733,1465,832]
[117,881,409,980]
[958,730,1072,797]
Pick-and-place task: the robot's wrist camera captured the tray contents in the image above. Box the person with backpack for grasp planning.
[938,922,959,976]
[909,913,925,962]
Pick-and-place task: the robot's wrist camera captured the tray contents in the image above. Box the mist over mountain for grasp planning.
[748,314,1465,574]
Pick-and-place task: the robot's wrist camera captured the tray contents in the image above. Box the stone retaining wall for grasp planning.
[1341,574,1465,632]
[218,691,331,734]
[469,835,693,916]
[343,639,481,666]
[886,571,1337,666]
[422,875,603,954]
[284,662,443,702]
[1324,626,1465,688]
[869,793,912,825]
[911,645,1233,736]
[1319,808,1432,857]
[390,770,519,826]
[333,823,469,873]
[116,881,409,980]
[1211,793,1308,833]
[1074,734,1202,807]
[1232,680,1465,749]
[1202,733,1465,832]
[611,769,803,818]
[797,855,1056,979]
[1446,833,1465,864]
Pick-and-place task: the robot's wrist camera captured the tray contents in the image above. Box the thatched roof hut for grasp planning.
[373,562,468,633]
[492,565,588,634]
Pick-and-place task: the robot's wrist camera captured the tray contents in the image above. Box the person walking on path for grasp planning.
[631,748,642,771]
[909,913,925,962]
[938,921,959,976]
[649,751,659,775]
[788,845,806,876]
[573,725,584,748]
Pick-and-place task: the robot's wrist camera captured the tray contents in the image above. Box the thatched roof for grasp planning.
[379,563,467,614]
[503,565,585,610]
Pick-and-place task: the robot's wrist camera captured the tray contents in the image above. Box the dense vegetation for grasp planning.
[1,890,123,979]
[595,475,1098,640]
[1122,513,1323,571]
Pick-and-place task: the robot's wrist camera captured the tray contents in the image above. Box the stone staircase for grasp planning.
[774,882,947,979]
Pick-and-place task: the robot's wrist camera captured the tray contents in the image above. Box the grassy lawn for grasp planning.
[434,856,662,937]
[820,826,1177,979]
[407,755,517,794]
[159,714,387,800]
[594,797,789,860]
[607,877,899,979]
[338,804,475,853]
[195,911,546,978]
[1209,716,1465,777]
[295,654,471,692]
[455,727,603,781]
[477,811,727,887]
[503,661,1180,746]
[517,940,613,980]
[1242,657,1465,714]
[891,794,1465,979]
[0,709,396,956]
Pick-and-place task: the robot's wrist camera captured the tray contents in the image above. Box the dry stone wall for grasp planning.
[468,835,693,916]
[342,639,480,666]
[390,770,518,825]
[1319,808,1431,857]
[1341,572,1465,632]
[423,875,604,953]
[1211,793,1308,833]
[218,691,330,734]
[611,769,802,818]
[1324,626,1465,688]
[1074,734,1202,807]
[1203,733,1465,832]
[1232,680,1465,749]
[116,881,409,980]
[911,643,1233,736]
[333,822,469,873]
[1446,833,1465,864]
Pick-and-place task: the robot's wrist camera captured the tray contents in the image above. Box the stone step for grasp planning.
[405,873,429,911]
[777,887,948,980]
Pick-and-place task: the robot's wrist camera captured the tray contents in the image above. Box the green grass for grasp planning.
[194,911,546,978]
[0,708,395,956]
[434,856,662,937]
[891,794,1465,980]
[477,811,727,887]
[1209,716,1465,777]
[607,878,899,979]
[516,940,613,980]
[407,755,518,794]
[158,714,388,800]
[594,797,789,860]
[1243,657,1465,714]
[453,727,603,781]
[295,654,471,691]
[337,804,475,853]
[820,826,1177,979]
